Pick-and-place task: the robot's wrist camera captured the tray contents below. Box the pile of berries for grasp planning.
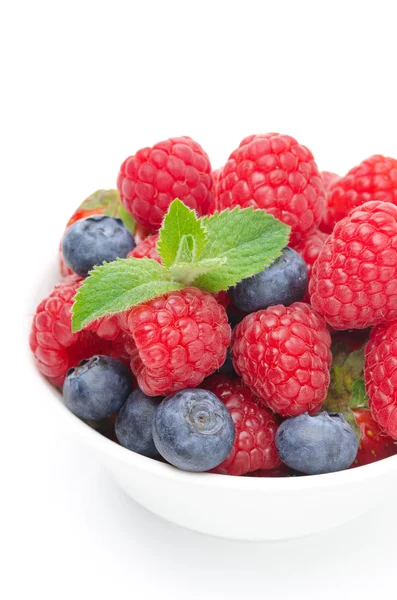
[30,134,397,476]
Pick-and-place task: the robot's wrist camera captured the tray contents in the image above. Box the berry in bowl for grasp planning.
[30,135,397,540]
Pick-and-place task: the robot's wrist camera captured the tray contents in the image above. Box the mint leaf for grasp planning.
[350,378,370,410]
[169,257,226,285]
[174,234,195,264]
[71,258,183,332]
[157,199,207,267]
[117,204,136,234]
[193,207,290,292]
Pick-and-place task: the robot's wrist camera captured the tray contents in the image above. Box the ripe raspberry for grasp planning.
[128,234,160,263]
[124,288,231,396]
[134,224,151,245]
[29,275,130,386]
[216,133,325,245]
[324,155,397,230]
[365,321,397,439]
[232,303,331,417]
[319,171,340,233]
[294,229,328,283]
[310,201,397,330]
[201,375,280,475]
[117,136,213,231]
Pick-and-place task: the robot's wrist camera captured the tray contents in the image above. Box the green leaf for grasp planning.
[169,257,226,285]
[174,234,195,264]
[350,378,370,410]
[71,258,183,332]
[157,199,207,267]
[193,207,290,292]
[117,204,136,234]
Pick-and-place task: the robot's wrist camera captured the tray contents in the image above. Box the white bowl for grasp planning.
[29,263,397,541]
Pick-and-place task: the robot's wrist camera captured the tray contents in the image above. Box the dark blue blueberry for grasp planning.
[62,215,135,277]
[115,389,162,458]
[152,388,235,472]
[229,247,308,313]
[63,355,133,421]
[275,412,359,475]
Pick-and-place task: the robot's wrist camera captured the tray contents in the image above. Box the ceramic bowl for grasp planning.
[29,263,397,541]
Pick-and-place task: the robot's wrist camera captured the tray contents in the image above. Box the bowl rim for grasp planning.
[30,353,397,491]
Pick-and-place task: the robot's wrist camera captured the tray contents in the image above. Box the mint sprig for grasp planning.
[71,198,290,332]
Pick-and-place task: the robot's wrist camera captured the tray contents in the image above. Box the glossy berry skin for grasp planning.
[310,201,397,330]
[365,321,397,439]
[29,275,129,386]
[229,247,308,313]
[115,389,162,458]
[152,388,235,472]
[232,303,331,417]
[276,412,358,475]
[294,230,328,283]
[123,287,231,396]
[202,375,280,475]
[62,215,135,277]
[324,156,397,231]
[117,136,213,231]
[127,234,160,263]
[319,171,340,233]
[63,355,133,421]
[216,133,325,245]
[351,408,397,467]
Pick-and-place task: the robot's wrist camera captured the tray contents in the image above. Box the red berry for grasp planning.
[294,229,328,283]
[202,375,280,475]
[351,408,397,467]
[123,288,231,396]
[29,275,130,386]
[324,155,397,231]
[319,171,340,233]
[216,133,325,245]
[128,234,160,263]
[117,136,213,231]
[365,321,397,439]
[310,201,397,330]
[232,303,331,417]
[244,463,293,477]
[134,224,151,245]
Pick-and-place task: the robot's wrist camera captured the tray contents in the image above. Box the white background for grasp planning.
[2,1,397,598]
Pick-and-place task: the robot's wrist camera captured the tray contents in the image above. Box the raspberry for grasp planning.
[29,275,129,386]
[319,171,340,233]
[294,229,328,284]
[201,375,280,475]
[232,303,331,417]
[123,288,231,396]
[365,321,397,439]
[128,234,160,263]
[310,201,397,330]
[216,133,325,245]
[117,136,213,231]
[324,156,397,230]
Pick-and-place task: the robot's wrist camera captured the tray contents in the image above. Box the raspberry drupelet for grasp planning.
[232,303,331,417]
[122,288,231,396]
[202,375,280,475]
[117,136,213,231]
[216,133,325,245]
[310,201,397,330]
[29,275,130,386]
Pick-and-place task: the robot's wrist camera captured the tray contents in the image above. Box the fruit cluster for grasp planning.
[31,135,397,476]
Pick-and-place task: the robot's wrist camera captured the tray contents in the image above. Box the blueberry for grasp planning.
[152,388,235,472]
[63,355,133,420]
[62,215,135,277]
[115,389,162,458]
[275,412,359,475]
[229,247,308,313]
